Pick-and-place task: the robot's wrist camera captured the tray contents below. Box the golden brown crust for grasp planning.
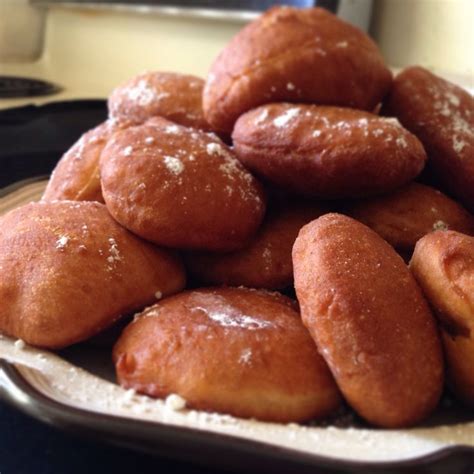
[113,287,341,422]
[410,231,474,406]
[293,213,444,427]
[0,201,185,349]
[232,104,426,198]
[384,66,474,211]
[42,118,134,203]
[349,183,474,257]
[203,6,392,134]
[100,117,266,251]
[108,71,211,131]
[185,202,326,289]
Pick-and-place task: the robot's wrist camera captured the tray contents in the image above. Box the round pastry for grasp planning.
[186,202,326,289]
[113,287,341,422]
[292,213,444,427]
[203,6,392,134]
[348,182,474,259]
[100,117,266,251]
[411,231,474,406]
[384,66,474,211]
[232,104,426,198]
[0,201,185,349]
[108,71,211,131]
[42,118,133,203]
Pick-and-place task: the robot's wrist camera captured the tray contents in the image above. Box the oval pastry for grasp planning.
[411,231,474,406]
[293,213,444,427]
[0,201,185,349]
[43,118,133,203]
[100,117,266,251]
[203,6,392,134]
[232,104,426,198]
[186,202,326,289]
[108,71,211,131]
[114,287,341,422]
[349,183,474,259]
[384,66,474,211]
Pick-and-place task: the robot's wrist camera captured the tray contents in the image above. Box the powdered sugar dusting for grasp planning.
[452,136,466,153]
[254,109,269,125]
[427,81,473,155]
[273,107,300,128]
[164,156,184,175]
[56,235,69,250]
[396,136,408,149]
[206,142,226,156]
[123,146,133,156]
[165,125,180,135]
[382,117,402,127]
[194,306,274,330]
[239,348,252,364]
[127,79,154,106]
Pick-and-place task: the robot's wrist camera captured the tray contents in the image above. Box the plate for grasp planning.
[0,179,473,473]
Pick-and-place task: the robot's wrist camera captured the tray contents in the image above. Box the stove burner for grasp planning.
[0,76,61,98]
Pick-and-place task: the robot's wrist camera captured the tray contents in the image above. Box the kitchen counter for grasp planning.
[1,3,472,111]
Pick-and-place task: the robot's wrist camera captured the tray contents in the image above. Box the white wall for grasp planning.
[371,0,474,77]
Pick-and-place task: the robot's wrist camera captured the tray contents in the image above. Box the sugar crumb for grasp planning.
[396,136,408,148]
[56,235,69,250]
[206,142,225,156]
[165,124,180,134]
[433,220,449,231]
[164,156,184,175]
[14,339,26,350]
[239,348,252,364]
[453,136,466,153]
[165,393,187,411]
[122,388,136,403]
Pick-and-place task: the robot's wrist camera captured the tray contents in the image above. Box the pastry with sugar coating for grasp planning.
[186,202,326,289]
[42,118,133,203]
[349,182,474,259]
[203,6,392,134]
[293,213,444,427]
[0,201,185,349]
[384,66,474,211]
[100,117,266,251]
[232,104,426,198]
[411,231,474,407]
[114,287,341,422]
[108,71,211,131]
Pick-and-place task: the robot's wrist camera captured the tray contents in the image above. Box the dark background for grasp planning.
[31,1,338,13]
[0,399,223,474]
